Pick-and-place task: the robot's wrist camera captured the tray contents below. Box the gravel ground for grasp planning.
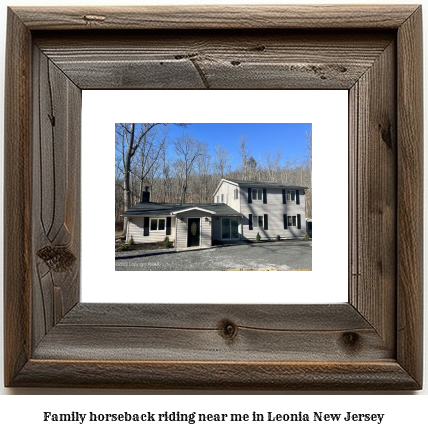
[115,241,312,271]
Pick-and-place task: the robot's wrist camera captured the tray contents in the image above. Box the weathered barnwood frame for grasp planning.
[4,5,423,389]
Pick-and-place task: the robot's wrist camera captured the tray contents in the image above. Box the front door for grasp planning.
[187,218,200,247]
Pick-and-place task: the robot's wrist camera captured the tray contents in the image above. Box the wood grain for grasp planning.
[4,8,32,388]
[60,303,370,329]
[396,6,423,387]
[4,5,423,390]
[349,40,396,352]
[34,31,394,90]
[32,304,391,362]
[12,5,419,30]
[31,46,81,348]
[12,361,419,390]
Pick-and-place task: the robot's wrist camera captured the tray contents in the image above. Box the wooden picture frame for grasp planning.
[4,5,423,390]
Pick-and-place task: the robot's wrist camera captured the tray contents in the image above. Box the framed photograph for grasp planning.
[84,90,348,305]
[4,5,423,389]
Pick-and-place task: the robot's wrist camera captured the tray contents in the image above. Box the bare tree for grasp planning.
[115,123,190,235]
[174,134,207,203]
[265,148,282,181]
[134,124,169,202]
[214,144,231,179]
[238,135,250,179]
[116,123,163,236]
[160,147,173,203]
[197,152,212,202]
[246,156,258,180]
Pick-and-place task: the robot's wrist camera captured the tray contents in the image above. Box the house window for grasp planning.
[150,218,166,231]
[222,217,240,239]
[216,195,219,203]
[234,189,238,200]
[251,188,263,201]
[286,190,296,201]
[252,215,264,228]
[221,194,224,202]
[287,215,297,227]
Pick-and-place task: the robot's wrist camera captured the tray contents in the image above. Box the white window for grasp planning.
[216,195,219,203]
[287,215,297,227]
[234,189,238,200]
[150,218,166,231]
[286,190,296,201]
[221,194,224,202]
[251,188,263,201]
[252,215,264,228]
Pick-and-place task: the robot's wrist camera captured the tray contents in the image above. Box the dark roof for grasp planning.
[122,202,243,217]
[223,178,308,190]
[212,178,308,196]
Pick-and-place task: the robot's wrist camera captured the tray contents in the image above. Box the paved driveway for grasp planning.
[115,241,312,271]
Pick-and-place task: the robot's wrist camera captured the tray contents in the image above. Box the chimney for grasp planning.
[142,186,150,203]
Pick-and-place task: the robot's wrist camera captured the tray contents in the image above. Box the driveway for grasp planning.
[115,241,312,271]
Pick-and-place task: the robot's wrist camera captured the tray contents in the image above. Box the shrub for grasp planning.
[164,236,172,248]
[304,232,310,241]
[276,234,281,241]
[129,235,134,245]
[256,232,261,242]
[119,243,129,251]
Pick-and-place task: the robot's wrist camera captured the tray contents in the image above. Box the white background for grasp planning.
[0,1,427,431]
[82,90,348,303]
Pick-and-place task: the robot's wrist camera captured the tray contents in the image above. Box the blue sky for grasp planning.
[167,123,311,169]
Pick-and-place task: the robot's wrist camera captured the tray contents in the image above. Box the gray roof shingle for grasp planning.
[212,178,308,197]
[223,178,308,189]
[122,202,243,217]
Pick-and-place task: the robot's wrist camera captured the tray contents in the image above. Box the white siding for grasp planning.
[127,216,176,244]
[215,181,240,212]
[240,188,306,239]
[175,211,212,249]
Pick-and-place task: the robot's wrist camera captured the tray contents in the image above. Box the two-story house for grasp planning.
[122,179,307,249]
[212,179,307,242]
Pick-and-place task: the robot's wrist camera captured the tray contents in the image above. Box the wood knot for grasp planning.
[378,123,393,149]
[248,45,266,51]
[341,332,361,351]
[231,60,241,66]
[175,53,197,60]
[83,15,106,23]
[47,113,55,126]
[37,245,76,272]
[219,320,238,340]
